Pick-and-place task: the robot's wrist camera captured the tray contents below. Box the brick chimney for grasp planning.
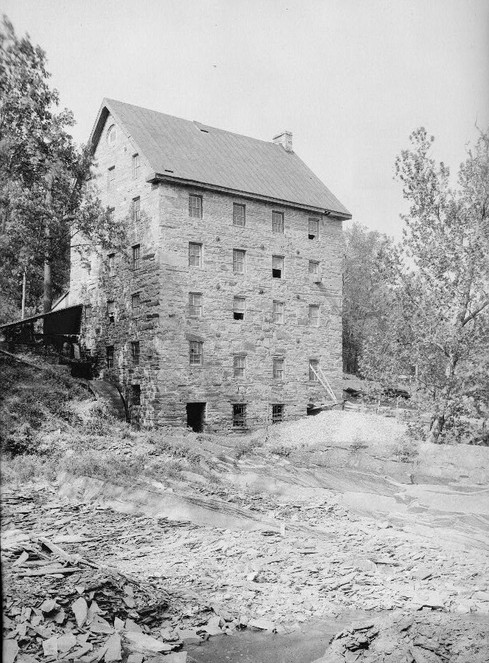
[273,131,293,153]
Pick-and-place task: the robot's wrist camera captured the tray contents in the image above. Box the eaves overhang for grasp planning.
[147,172,352,220]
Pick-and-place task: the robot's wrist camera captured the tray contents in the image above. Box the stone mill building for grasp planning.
[70,99,351,431]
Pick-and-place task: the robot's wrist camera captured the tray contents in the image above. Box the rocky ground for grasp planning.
[3,440,489,663]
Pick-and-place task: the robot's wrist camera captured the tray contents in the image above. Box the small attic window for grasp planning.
[107,124,116,144]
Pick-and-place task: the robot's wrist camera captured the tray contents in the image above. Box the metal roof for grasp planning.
[91,99,351,218]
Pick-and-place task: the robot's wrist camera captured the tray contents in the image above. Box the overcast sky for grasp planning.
[4,0,489,238]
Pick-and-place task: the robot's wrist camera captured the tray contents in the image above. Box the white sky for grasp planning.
[4,0,489,238]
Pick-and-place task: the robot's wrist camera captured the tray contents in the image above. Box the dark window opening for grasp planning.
[187,402,206,432]
[107,300,115,323]
[232,403,247,428]
[233,296,245,320]
[272,255,284,279]
[308,218,319,240]
[106,346,114,369]
[131,292,141,313]
[272,404,284,423]
[132,384,141,406]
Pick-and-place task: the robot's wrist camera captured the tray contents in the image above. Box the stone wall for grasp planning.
[70,112,344,430]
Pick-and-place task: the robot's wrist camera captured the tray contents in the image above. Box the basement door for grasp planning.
[186,402,206,432]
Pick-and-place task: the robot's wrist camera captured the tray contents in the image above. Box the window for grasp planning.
[233,354,246,378]
[272,211,284,233]
[84,304,92,321]
[107,300,115,324]
[132,153,140,179]
[107,166,115,191]
[233,296,246,320]
[132,384,141,406]
[189,292,203,317]
[273,300,284,324]
[309,304,320,326]
[309,359,319,381]
[106,346,114,368]
[272,255,284,278]
[309,260,320,275]
[131,341,140,366]
[272,404,284,423]
[189,242,202,267]
[189,341,203,365]
[107,124,116,144]
[308,218,319,240]
[132,244,140,270]
[232,403,247,428]
[131,292,141,313]
[132,197,141,223]
[108,253,115,277]
[233,249,246,274]
[189,194,203,219]
[273,356,285,379]
[233,203,246,227]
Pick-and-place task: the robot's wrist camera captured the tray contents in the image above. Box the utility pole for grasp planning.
[21,269,26,319]
[43,173,53,314]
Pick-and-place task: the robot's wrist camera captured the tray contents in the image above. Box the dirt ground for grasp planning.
[3,405,489,663]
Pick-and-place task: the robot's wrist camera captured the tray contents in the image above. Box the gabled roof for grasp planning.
[90,98,351,218]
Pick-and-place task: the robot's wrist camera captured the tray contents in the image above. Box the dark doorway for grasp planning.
[186,402,206,432]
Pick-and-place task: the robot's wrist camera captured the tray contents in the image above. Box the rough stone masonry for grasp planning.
[70,100,351,430]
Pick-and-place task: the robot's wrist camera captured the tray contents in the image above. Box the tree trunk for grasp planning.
[426,414,445,444]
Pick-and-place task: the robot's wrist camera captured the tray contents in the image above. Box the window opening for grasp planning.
[189,341,203,365]
[131,341,140,365]
[308,218,319,240]
[108,253,115,276]
[232,403,247,428]
[309,260,320,275]
[189,242,202,267]
[106,346,114,368]
[132,244,140,270]
[309,359,319,381]
[234,355,246,378]
[233,203,246,227]
[131,292,141,313]
[107,300,115,323]
[272,255,284,278]
[189,292,203,317]
[132,384,141,406]
[132,197,141,223]
[272,211,284,233]
[233,249,246,274]
[273,300,284,324]
[272,404,284,423]
[273,356,285,379]
[233,296,245,320]
[189,194,203,218]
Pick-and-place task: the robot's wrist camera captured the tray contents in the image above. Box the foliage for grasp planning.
[361,128,489,443]
[0,16,123,322]
[342,223,400,374]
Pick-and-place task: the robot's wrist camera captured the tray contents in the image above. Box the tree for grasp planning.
[361,128,489,443]
[342,223,399,375]
[0,16,122,322]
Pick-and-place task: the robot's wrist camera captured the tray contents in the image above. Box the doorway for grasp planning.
[186,402,206,432]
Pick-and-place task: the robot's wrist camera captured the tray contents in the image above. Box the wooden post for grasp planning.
[21,269,26,319]
[43,174,53,314]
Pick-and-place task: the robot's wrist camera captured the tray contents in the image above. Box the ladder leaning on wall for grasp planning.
[309,362,339,405]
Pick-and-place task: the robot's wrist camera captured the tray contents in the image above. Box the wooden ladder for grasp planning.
[309,362,338,404]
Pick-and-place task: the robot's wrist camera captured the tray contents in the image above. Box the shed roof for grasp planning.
[91,99,351,218]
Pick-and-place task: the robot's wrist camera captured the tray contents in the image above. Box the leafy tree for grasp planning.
[361,128,489,443]
[0,16,122,322]
[342,223,399,375]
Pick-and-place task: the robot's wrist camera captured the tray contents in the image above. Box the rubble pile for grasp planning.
[317,612,489,662]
